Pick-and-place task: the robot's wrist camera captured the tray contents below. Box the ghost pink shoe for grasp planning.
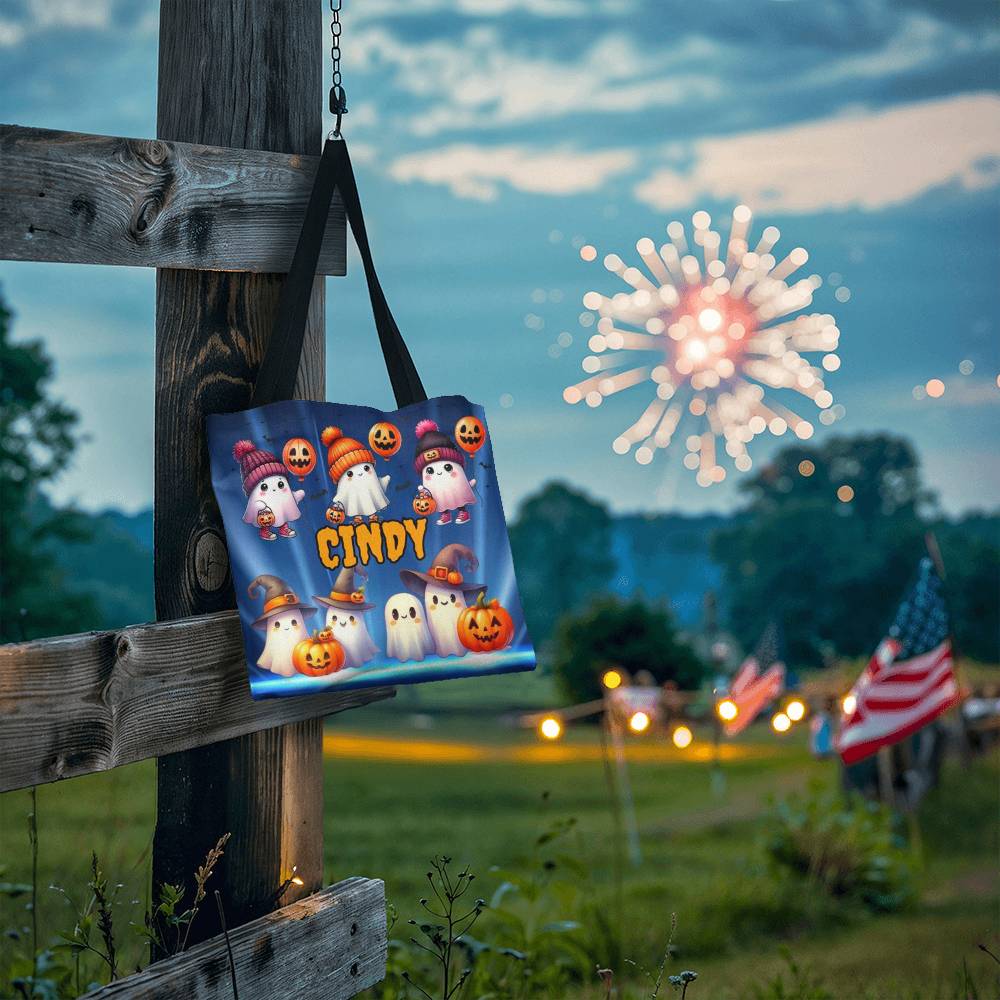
[436,511,453,526]
[278,524,296,538]
[368,513,380,523]
[455,509,471,525]
[259,527,277,541]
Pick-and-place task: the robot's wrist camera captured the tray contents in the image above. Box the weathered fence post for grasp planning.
[153,0,328,943]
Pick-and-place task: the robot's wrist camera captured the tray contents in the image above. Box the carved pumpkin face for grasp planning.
[412,488,437,516]
[256,505,276,528]
[282,438,316,480]
[293,631,345,676]
[458,592,514,653]
[369,421,401,459]
[455,416,485,454]
[326,501,346,526]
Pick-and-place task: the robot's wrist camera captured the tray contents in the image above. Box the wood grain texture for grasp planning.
[0,611,394,794]
[153,0,335,943]
[81,878,387,999]
[0,125,345,273]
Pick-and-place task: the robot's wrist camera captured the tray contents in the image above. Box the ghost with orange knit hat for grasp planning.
[321,426,391,524]
[413,420,477,526]
[233,440,306,541]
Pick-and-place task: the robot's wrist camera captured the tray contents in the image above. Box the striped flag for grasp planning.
[724,622,785,736]
[836,557,961,766]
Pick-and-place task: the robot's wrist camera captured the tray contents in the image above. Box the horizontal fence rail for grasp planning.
[82,877,387,999]
[0,612,393,792]
[0,125,346,273]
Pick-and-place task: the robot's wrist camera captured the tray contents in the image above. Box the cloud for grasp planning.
[633,92,1000,214]
[389,143,637,199]
[0,0,112,46]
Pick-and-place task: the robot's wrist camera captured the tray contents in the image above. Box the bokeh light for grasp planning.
[672,724,693,749]
[798,459,815,477]
[771,712,791,733]
[629,711,651,734]
[837,485,854,503]
[539,716,562,740]
[602,669,623,690]
[785,698,806,722]
[842,693,857,716]
[925,378,945,398]
[717,698,739,722]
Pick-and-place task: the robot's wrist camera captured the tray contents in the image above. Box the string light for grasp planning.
[539,716,563,740]
[672,725,693,749]
[716,698,739,722]
[785,699,806,722]
[771,712,791,733]
[628,711,651,734]
[564,206,843,482]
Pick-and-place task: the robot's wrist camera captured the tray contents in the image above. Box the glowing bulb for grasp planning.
[842,693,857,716]
[602,669,623,690]
[629,711,651,734]
[771,712,791,734]
[785,699,806,722]
[697,307,723,332]
[539,716,562,741]
[672,725,693,749]
[717,698,739,722]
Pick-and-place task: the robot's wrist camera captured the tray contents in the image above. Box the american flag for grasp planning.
[836,557,961,766]
[724,621,785,736]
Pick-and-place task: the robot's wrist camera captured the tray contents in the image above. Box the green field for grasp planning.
[1,690,997,999]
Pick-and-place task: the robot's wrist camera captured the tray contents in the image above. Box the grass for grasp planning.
[1,692,997,998]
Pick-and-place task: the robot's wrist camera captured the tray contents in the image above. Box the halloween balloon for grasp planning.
[455,416,485,455]
[458,592,515,653]
[282,438,316,480]
[369,421,401,459]
[293,629,345,676]
[412,488,437,517]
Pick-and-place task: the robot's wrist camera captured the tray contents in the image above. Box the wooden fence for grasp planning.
[1,3,391,996]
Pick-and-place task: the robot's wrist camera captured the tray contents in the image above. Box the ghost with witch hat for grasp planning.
[400,544,486,658]
[234,440,306,541]
[314,567,380,668]
[248,574,317,676]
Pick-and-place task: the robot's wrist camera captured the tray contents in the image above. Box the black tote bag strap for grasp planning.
[251,138,428,409]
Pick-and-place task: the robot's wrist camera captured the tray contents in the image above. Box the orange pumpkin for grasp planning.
[256,505,276,528]
[412,488,436,516]
[326,501,346,525]
[282,437,317,480]
[455,416,485,455]
[293,630,345,676]
[458,592,515,653]
[368,421,401,459]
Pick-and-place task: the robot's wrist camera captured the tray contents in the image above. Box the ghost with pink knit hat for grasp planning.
[413,420,477,526]
[233,440,305,541]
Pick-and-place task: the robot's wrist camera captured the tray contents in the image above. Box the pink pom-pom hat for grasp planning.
[232,439,289,495]
[413,418,465,473]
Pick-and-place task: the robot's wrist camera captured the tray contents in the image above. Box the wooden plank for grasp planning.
[0,611,394,793]
[82,877,387,999]
[152,0,337,946]
[0,124,346,274]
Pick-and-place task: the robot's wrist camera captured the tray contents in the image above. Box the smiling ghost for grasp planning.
[248,574,317,676]
[384,592,434,662]
[314,567,380,668]
[399,544,486,658]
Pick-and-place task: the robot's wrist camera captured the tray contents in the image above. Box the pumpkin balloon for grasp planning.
[282,437,316,480]
[458,592,515,653]
[369,421,401,459]
[293,629,345,676]
[455,416,485,454]
[412,488,437,516]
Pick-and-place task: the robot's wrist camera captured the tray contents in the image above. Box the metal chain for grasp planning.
[329,0,347,136]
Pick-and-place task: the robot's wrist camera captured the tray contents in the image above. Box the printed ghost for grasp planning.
[321,426,390,523]
[384,592,434,662]
[234,440,305,540]
[249,574,316,676]
[315,567,380,668]
[412,420,476,526]
[400,544,486,659]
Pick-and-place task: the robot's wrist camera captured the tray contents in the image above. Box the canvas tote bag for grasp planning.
[207,139,535,699]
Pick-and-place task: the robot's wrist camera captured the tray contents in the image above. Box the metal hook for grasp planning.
[329,84,348,138]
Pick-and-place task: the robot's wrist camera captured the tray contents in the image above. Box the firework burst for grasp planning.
[562,207,843,486]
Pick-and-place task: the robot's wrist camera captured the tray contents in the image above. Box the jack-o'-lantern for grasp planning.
[412,488,436,516]
[326,500,346,525]
[455,416,485,455]
[458,592,514,653]
[256,505,276,528]
[369,421,401,459]
[293,630,345,676]
[282,437,316,480]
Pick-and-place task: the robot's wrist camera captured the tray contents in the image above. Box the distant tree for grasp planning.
[712,433,932,666]
[0,288,98,641]
[508,481,614,648]
[551,595,706,704]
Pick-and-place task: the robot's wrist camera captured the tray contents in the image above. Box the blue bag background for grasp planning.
[208,395,535,699]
